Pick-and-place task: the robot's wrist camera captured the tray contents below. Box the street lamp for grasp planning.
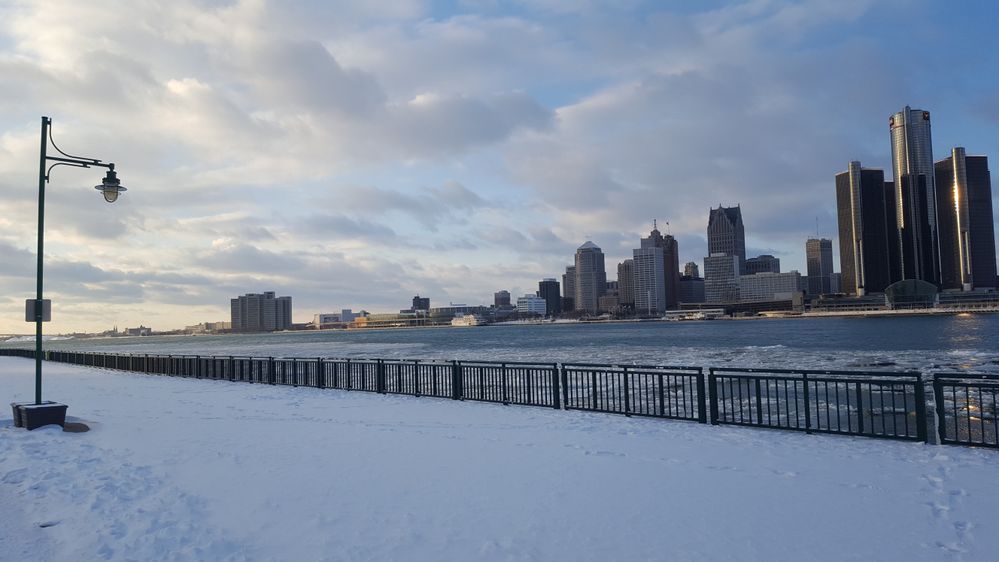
[18,116,127,427]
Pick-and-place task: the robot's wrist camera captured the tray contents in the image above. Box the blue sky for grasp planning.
[1,0,997,332]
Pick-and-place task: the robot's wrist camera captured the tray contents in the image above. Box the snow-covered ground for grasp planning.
[2,357,997,561]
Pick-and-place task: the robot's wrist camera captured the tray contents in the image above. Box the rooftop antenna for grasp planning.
[665,220,671,235]
[653,219,657,231]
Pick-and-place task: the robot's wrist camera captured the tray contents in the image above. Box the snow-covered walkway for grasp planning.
[1,357,997,560]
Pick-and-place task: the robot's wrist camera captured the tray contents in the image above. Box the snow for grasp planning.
[2,357,998,561]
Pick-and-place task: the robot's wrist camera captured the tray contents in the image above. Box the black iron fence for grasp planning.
[933,373,999,449]
[708,367,927,442]
[3,348,997,449]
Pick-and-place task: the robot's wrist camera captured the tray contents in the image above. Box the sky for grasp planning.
[1,0,998,333]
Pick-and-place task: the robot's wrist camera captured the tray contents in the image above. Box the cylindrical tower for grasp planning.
[889,106,939,283]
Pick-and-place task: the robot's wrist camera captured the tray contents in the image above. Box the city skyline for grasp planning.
[2,1,999,332]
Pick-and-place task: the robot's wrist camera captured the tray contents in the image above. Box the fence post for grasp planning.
[914,373,928,442]
[932,374,946,444]
[228,356,234,382]
[291,358,298,387]
[551,363,561,410]
[316,358,324,389]
[708,369,719,425]
[802,372,812,434]
[696,369,707,423]
[622,366,631,416]
[501,363,509,405]
[377,359,386,394]
[269,356,275,385]
[754,378,763,425]
[560,365,569,410]
[451,360,461,400]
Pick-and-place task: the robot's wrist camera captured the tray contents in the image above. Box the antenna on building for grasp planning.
[665,221,671,235]
[653,219,657,231]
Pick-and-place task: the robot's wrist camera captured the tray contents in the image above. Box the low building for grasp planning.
[739,271,805,302]
[125,325,152,336]
[517,294,547,316]
[678,275,705,303]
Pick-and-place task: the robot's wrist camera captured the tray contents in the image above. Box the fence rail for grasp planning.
[933,373,999,448]
[4,348,996,449]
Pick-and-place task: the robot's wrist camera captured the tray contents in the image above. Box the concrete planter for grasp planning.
[12,402,67,430]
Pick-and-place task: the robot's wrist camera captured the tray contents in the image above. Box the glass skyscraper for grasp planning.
[934,148,997,290]
[834,161,897,295]
[889,106,939,284]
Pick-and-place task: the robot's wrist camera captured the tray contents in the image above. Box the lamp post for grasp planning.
[30,116,126,408]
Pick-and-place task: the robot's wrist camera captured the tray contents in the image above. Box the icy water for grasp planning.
[10,314,999,374]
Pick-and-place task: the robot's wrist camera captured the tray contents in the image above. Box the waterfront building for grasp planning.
[185,321,232,334]
[230,291,292,332]
[516,294,547,316]
[617,259,635,308]
[684,261,700,278]
[574,242,607,314]
[934,148,997,290]
[598,294,620,313]
[739,271,806,302]
[704,254,740,303]
[830,273,842,294]
[890,106,940,285]
[562,266,576,312]
[707,205,746,273]
[678,275,705,303]
[494,290,511,308]
[412,295,430,311]
[835,162,897,295]
[746,255,780,274]
[633,246,666,315]
[805,238,834,296]
[538,278,562,316]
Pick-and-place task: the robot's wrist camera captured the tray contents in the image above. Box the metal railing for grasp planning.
[708,367,927,442]
[933,373,999,448]
[8,348,999,449]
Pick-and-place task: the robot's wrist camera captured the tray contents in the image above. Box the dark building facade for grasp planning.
[562,265,576,312]
[538,278,562,316]
[935,149,997,290]
[835,162,897,295]
[617,259,635,308]
[494,290,511,308]
[639,225,681,309]
[746,255,780,274]
[678,275,706,303]
[412,295,430,311]
[230,291,292,332]
[805,239,834,296]
[890,106,940,285]
[707,205,746,274]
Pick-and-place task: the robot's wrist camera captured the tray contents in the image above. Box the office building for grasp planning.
[231,291,292,332]
[638,225,680,309]
[412,295,430,311]
[805,238,834,296]
[704,254,740,303]
[707,205,746,273]
[617,259,635,308]
[574,242,607,314]
[830,273,842,294]
[684,261,700,278]
[739,272,806,302]
[562,266,576,311]
[516,294,547,316]
[835,162,897,295]
[494,290,511,308]
[890,106,939,284]
[679,275,705,303]
[935,148,997,290]
[633,246,666,315]
[538,278,562,316]
[746,255,780,274]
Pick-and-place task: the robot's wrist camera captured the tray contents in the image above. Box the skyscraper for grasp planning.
[562,266,576,312]
[639,224,680,309]
[231,291,292,332]
[617,259,635,308]
[835,162,897,295]
[805,239,834,296]
[890,106,939,284]
[935,148,997,290]
[538,278,562,316]
[746,255,780,274]
[633,246,665,315]
[494,290,511,308]
[574,242,607,314]
[412,295,430,311]
[707,205,746,273]
[704,254,740,303]
[683,261,700,278]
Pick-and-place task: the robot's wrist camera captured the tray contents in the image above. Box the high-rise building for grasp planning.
[538,278,562,316]
[562,266,576,311]
[412,295,430,311]
[494,290,511,308]
[746,255,780,274]
[707,205,746,273]
[678,276,705,303]
[633,246,666,315]
[617,260,635,307]
[574,242,607,314]
[704,254,740,303]
[934,148,997,290]
[683,261,700,278]
[835,162,898,295]
[638,224,680,309]
[230,291,292,332]
[805,239,834,296]
[890,106,939,284]
[739,271,806,302]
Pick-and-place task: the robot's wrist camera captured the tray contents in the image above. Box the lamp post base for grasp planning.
[11,401,67,430]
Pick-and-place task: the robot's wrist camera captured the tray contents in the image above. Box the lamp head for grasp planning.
[95,168,126,203]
